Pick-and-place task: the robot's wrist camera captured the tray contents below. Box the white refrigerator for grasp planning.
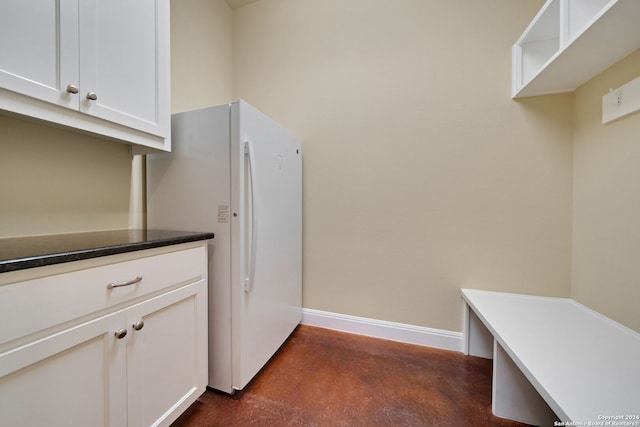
[146,100,302,393]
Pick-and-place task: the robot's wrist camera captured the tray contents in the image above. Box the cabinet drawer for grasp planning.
[0,245,207,348]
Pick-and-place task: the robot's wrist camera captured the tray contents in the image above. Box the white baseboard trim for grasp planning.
[301,308,463,353]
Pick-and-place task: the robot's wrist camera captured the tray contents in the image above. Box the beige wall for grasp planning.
[0,0,234,239]
[232,0,573,332]
[8,0,636,336]
[572,49,640,333]
[171,0,233,113]
[0,115,132,237]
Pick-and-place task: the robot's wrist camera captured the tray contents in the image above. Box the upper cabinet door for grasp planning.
[78,0,170,138]
[0,0,170,151]
[0,0,79,110]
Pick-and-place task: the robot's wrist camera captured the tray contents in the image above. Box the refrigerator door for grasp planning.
[230,100,302,390]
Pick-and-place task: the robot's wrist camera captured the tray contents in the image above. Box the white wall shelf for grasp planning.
[512,0,640,99]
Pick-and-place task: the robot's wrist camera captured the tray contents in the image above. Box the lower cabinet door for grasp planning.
[0,310,128,427]
[127,279,208,427]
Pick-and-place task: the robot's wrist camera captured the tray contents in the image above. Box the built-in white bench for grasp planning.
[461,289,640,426]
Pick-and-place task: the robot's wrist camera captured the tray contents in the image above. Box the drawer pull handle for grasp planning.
[107,275,143,289]
[114,329,127,339]
[86,91,98,101]
[132,320,145,331]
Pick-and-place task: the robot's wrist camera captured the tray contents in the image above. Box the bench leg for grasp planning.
[464,304,493,358]
[493,341,558,426]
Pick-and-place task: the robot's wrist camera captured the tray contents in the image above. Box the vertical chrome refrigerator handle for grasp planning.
[244,140,258,293]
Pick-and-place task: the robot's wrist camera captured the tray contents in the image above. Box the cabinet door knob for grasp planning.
[86,91,98,101]
[114,328,127,339]
[132,320,145,331]
[66,84,79,94]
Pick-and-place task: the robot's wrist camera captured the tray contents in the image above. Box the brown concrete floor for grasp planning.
[172,324,531,427]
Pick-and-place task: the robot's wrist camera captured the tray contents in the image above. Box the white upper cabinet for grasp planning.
[0,0,170,151]
[78,1,169,138]
[512,0,640,99]
[0,0,79,110]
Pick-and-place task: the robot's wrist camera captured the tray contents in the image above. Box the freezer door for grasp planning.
[230,100,302,390]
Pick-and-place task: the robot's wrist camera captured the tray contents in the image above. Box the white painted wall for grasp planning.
[232,0,574,332]
[6,0,637,336]
[0,115,132,237]
[0,0,234,238]
[171,0,233,113]
[572,49,640,332]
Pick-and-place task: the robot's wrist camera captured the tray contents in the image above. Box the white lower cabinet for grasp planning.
[0,310,129,427]
[127,281,208,427]
[0,244,208,427]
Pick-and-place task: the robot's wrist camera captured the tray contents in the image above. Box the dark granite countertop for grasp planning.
[0,229,215,274]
